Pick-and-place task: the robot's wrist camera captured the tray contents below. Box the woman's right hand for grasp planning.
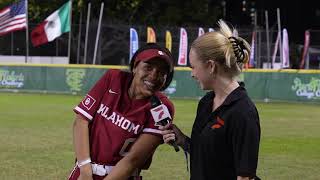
[159,124,186,147]
[77,164,93,180]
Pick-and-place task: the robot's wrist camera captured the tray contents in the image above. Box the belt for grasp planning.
[91,163,112,176]
[91,163,140,177]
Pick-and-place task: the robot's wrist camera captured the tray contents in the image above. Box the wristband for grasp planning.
[77,158,91,167]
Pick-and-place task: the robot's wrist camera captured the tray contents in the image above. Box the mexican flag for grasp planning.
[31,1,71,47]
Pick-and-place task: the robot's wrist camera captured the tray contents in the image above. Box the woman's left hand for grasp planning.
[159,123,186,146]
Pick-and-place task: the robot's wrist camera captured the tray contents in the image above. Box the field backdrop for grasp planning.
[0,92,319,180]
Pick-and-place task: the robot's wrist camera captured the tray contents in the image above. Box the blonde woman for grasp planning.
[161,20,261,180]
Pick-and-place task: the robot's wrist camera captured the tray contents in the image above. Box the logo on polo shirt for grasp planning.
[211,116,224,129]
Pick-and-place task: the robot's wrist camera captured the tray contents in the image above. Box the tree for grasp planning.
[102,0,222,27]
[0,0,223,27]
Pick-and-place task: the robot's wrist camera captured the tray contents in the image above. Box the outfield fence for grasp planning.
[1,64,320,102]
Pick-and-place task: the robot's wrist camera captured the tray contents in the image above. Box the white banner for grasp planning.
[208,28,214,32]
[198,27,205,37]
[281,28,290,68]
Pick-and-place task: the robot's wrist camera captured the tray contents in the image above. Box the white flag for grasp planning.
[281,28,290,68]
[198,27,205,37]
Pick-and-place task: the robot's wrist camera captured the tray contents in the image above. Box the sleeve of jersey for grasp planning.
[73,70,111,121]
[142,97,175,138]
[230,109,261,178]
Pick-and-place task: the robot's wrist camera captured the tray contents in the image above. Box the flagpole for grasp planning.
[68,0,73,64]
[11,32,14,55]
[265,10,271,69]
[83,2,91,64]
[277,8,283,68]
[76,10,83,64]
[25,0,29,63]
[254,11,259,68]
[93,2,104,65]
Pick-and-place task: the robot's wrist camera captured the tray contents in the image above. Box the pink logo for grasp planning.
[150,104,171,125]
[82,95,96,110]
[153,106,164,119]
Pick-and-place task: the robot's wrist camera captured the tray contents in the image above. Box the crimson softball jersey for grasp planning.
[73,69,174,166]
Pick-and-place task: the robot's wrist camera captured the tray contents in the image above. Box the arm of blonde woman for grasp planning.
[159,124,189,151]
[103,133,162,180]
[73,114,93,180]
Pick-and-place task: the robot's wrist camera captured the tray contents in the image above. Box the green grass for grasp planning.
[0,92,320,180]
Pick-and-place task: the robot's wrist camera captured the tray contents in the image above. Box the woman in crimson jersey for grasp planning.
[68,43,175,180]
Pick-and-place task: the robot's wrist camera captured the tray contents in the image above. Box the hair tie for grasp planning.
[228,37,246,63]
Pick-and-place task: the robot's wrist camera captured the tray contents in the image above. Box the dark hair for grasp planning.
[129,43,174,91]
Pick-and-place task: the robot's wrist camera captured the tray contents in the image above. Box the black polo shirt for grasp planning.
[189,86,260,180]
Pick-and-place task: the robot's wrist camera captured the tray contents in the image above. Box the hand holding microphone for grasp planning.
[159,124,186,148]
[150,96,180,152]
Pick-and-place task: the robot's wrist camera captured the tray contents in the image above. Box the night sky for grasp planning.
[225,0,319,44]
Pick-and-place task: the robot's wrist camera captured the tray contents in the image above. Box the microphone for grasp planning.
[150,96,180,152]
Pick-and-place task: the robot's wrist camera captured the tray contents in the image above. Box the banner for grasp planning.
[177,28,188,66]
[282,28,290,68]
[272,31,280,68]
[248,31,256,68]
[165,30,172,52]
[198,27,205,37]
[208,28,214,32]
[129,28,139,62]
[147,27,156,43]
[300,30,310,69]
[244,71,320,102]
[1,65,320,102]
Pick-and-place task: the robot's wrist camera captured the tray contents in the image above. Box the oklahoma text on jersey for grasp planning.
[97,103,142,135]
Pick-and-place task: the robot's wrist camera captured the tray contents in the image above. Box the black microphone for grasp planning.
[150,96,179,152]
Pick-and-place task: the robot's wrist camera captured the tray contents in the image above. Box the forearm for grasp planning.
[104,134,161,180]
[73,114,91,162]
[103,155,141,180]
